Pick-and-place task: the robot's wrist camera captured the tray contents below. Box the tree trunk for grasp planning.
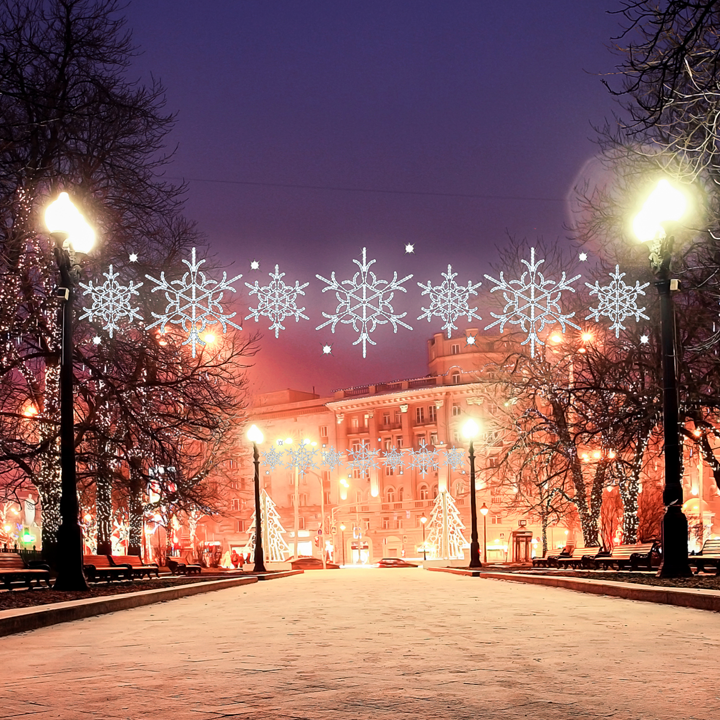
[95,459,113,555]
[128,462,143,556]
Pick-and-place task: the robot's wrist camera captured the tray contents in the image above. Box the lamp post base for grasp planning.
[469,540,482,569]
[53,521,89,591]
[657,505,692,578]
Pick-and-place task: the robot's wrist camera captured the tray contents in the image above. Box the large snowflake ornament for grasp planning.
[347,442,380,476]
[145,248,242,357]
[407,440,439,478]
[321,446,345,471]
[484,247,581,357]
[585,265,649,338]
[441,446,465,471]
[79,265,143,338]
[381,446,405,473]
[245,264,309,338]
[284,443,318,475]
[417,265,482,338]
[316,248,413,357]
[262,445,285,472]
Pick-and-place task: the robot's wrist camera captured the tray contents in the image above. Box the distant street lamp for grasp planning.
[339,524,346,565]
[462,419,482,568]
[247,424,266,573]
[633,178,692,578]
[45,192,96,591]
[420,513,427,560]
[480,503,489,564]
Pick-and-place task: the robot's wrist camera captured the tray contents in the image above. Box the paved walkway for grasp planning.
[2,570,718,719]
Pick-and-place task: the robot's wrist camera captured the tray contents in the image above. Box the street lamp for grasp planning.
[462,418,482,569]
[480,503,489,564]
[45,192,96,591]
[247,424,266,573]
[634,178,692,578]
[420,513,427,560]
[339,524,346,565]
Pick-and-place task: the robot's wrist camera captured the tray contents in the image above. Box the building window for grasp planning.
[452,404,461,417]
[237,519,245,532]
[231,498,241,511]
[428,405,437,422]
[386,487,395,503]
[299,493,308,506]
[395,517,402,529]
[394,410,401,424]
[351,440,361,453]
[415,407,424,423]
[384,438,392,451]
[356,490,363,503]
[415,434,425,447]
[382,516,390,530]
[385,465,394,476]
[352,417,359,430]
[453,429,461,444]
[432,485,439,498]
[398,487,404,502]
[352,468,361,479]
[383,412,390,426]
[430,432,439,446]
[322,470,330,483]
[299,517,305,530]
[452,371,461,384]
[363,518,371,531]
[324,490,332,505]
[491,514,502,525]
[396,436,403,448]
[455,480,464,495]
[419,485,429,500]
[488,456,499,468]
[319,425,328,438]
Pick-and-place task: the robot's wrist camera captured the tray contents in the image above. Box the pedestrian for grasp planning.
[231,549,240,568]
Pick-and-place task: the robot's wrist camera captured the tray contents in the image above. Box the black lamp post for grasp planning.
[420,513,427,560]
[463,419,482,569]
[340,524,346,565]
[480,503,489,564]
[634,179,692,578]
[46,192,95,591]
[247,425,266,573]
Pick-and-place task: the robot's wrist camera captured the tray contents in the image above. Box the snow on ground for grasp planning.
[1,569,717,719]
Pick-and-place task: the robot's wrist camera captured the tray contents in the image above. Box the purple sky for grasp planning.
[122,1,625,396]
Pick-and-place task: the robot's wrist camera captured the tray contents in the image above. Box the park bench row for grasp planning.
[533,538,720,574]
[82,554,160,583]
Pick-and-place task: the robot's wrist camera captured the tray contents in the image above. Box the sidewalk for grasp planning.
[1,569,717,719]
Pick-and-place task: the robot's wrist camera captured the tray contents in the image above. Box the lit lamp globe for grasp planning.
[462,418,480,441]
[632,178,687,243]
[247,424,264,445]
[45,192,95,254]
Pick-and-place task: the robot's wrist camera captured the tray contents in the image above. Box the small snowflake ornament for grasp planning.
[441,446,465,471]
[316,248,413,357]
[585,265,649,338]
[381,446,405,473]
[347,442,380,476]
[145,248,242,357]
[407,440,439,478]
[321,446,345,471]
[484,247,581,357]
[245,265,309,338]
[284,443,318,475]
[79,264,143,338]
[262,445,285,471]
[417,265,482,338]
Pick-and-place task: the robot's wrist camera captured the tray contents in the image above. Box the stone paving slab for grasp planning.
[2,569,719,719]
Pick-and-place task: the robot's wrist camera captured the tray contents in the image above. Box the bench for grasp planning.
[593,542,658,571]
[83,554,133,583]
[555,546,606,569]
[532,548,569,568]
[110,555,159,579]
[167,557,203,575]
[690,538,720,575]
[0,552,51,590]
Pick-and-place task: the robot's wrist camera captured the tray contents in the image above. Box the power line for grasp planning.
[167,175,565,203]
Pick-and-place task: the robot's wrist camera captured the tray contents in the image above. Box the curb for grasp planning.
[429,567,720,613]
[0,576,259,637]
[256,569,304,581]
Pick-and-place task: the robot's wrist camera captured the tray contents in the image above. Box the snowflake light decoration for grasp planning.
[407,440,439,478]
[145,248,242,357]
[285,443,318,475]
[585,265,649,338]
[245,264,309,338]
[417,265,482,338]
[441,446,465,471]
[347,442,380,476]
[381,446,405,473]
[262,445,285,472]
[316,248,413,357]
[484,247,581,357]
[79,265,143,338]
[321,446,345,471]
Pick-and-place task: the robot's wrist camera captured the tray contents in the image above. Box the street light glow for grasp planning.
[480,503,489,516]
[45,192,96,254]
[633,179,687,243]
[462,418,480,440]
[246,424,264,444]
